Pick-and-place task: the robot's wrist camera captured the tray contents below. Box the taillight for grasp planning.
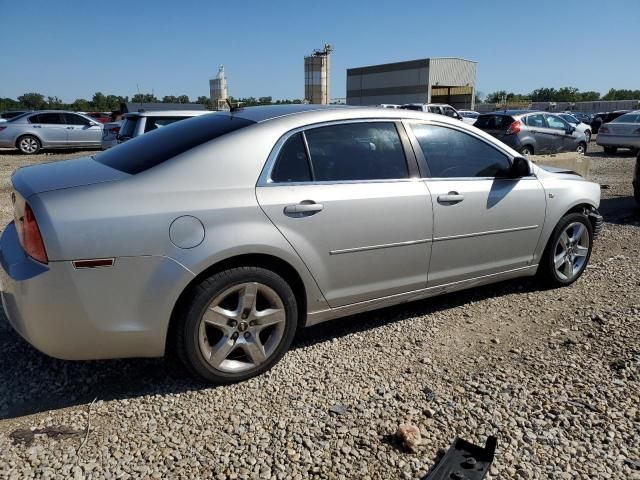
[506,120,521,135]
[599,126,609,134]
[113,127,120,134]
[20,204,48,264]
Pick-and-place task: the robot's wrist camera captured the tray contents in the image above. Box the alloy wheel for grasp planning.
[576,144,586,154]
[553,222,590,281]
[19,137,38,154]
[198,282,286,373]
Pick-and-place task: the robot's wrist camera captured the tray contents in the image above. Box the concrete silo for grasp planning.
[209,65,228,110]
[304,44,332,104]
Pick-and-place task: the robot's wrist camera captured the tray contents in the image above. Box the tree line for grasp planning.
[483,87,640,104]
[0,92,306,113]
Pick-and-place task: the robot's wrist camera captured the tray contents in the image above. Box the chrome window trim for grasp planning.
[257,118,413,187]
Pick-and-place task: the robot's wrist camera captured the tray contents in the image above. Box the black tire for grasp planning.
[16,135,41,154]
[538,212,593,287]
[635,186,640,206]
[576,142,587,154]
[603,146,617,154]
[174,266,298,383]
[520,145,534,156]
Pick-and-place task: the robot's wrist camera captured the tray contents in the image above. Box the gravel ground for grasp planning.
[0,144,638,479]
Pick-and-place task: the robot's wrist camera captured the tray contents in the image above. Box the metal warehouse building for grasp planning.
[347,57,477,109]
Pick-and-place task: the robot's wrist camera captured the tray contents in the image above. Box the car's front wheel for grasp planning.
[575,142,587,154]
[174,266,298,383]
[520,145,534,156]
[17,135,41,154]
[538,212,593,287]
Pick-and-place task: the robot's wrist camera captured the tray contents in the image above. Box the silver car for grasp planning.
[596,110,640,154]
[0,105,602,383]
[0,110,103,154]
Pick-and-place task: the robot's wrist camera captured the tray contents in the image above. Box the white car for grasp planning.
[399,103,464,121]
[558,113,593,143]
[114,110,208,146]
[459,109,480,125]
[101,121,122,150]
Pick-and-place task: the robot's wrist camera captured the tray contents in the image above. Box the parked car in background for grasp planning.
[564,111,592,125]
[458,109,480,125]
[595,111,640,154]
[399,103,464,121]
[591,110,630,134]
[474,111,588,155]
[0,105,602,383]
[101,121,122,149]
[378,104,401,109]
[0,111,103,154]
[116,110,208,144]
[558,113,593,142]
[84,112,111,124]
[0,111,30,122]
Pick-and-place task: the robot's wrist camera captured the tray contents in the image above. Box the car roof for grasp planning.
[124,110,209,118]
[479,110,536,116]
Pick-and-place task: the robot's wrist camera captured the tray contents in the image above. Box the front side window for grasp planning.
[411,124,511,178]
[63,113,90,126]
[304,122,409,182]
[442,107,458,118]
[270,133,312,183]
[546,115,569,130]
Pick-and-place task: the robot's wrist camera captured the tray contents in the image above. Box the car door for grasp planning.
[63,113,102,146]
[544,114,573,152]
[523,113,552,153]
[28,112,67,146]
[407,121,546,286]
[256,121,433,308]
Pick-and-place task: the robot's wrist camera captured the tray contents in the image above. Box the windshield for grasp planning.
[95,113,255,174]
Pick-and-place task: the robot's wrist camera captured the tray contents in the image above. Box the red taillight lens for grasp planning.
[506,120,521,135]
[21,204,48,264]
[599,126,609,134]
[112,127,120,134]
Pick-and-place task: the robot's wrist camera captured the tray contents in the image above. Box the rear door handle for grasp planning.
[283,201,324,216]
[437,192,464,204]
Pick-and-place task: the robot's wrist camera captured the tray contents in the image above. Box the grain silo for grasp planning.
[304,44,332,104]
[209,65,228,110]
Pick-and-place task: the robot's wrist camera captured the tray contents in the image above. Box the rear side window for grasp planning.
[474,115,514,130]
[611,113,640,123]
[63,113,91,126]
[95,114,255,174]
[303,122,409,181]
[144,116,189,133]
[410,124,511,178]
[29,113,65,124]
[271,133,312,183]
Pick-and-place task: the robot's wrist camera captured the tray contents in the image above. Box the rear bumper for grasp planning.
[0,221,194,360]
[596,134,640,148]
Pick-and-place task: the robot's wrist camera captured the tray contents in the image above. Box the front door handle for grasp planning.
[437,192,464,204]
[283,201,324,217]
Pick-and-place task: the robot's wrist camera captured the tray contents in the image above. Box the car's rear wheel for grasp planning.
[538,212,593,287]
[576,142,587,154]
[17,135,41,154]
[603,146,617,154]
[520,145,534,156]
[174,266,298,383]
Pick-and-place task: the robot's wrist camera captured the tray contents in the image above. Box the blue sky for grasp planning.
[1,0,638,102]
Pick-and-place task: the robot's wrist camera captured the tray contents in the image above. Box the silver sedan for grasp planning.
[0,105,602,383]
[0,110,103,154]
[596,110,640,154]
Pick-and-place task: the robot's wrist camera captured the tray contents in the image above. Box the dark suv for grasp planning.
[474,111,588,155]
[591,110,630,134]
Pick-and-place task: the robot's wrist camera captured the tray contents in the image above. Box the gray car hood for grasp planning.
[12,156,128,199]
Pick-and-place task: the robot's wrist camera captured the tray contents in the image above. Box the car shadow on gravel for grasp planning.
[0,278,542,420]
[599,196,640,225]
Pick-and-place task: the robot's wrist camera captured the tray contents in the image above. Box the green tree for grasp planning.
[196,96,212,109]
[91,92,108,111]
[176,95,190,104]
[162,95,178,103]
[17,92,46,110]
[131,93,158,103]
[71,98,90,111]
[46,96,64,109]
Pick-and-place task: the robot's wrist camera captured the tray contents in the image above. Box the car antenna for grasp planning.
[136,83,144,112]
[226,98,241,113]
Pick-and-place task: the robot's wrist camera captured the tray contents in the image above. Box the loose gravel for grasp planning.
[0,144,638,479]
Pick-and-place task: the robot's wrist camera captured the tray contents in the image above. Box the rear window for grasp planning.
[611,113,640,123]
[474,115,514,130]
[95,114,254,174]
[144,116,189,133]
[400,105,423,111]
[118,117,140,139]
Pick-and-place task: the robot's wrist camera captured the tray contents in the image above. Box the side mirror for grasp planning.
[566,126,575,134]
[509,157,531,178]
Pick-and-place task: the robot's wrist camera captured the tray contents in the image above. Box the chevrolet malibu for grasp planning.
[0,105,602,383]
